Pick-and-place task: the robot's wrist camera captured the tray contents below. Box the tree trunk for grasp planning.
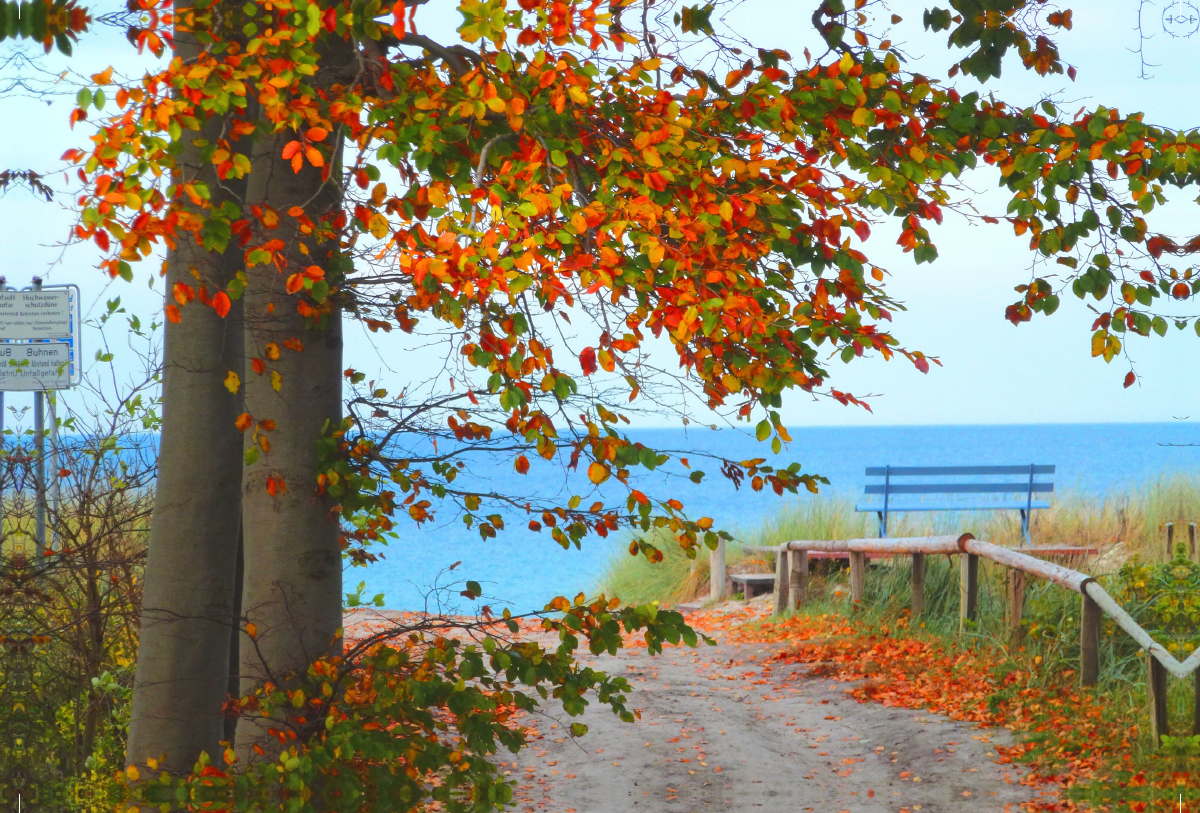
[125,121,246,775]
[235,111,347,756]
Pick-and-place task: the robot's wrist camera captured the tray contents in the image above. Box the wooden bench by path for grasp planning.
[857,464,1055,545]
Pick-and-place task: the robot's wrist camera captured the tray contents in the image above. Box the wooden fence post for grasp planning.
[910,552,925,618]
[1147,652,1169,749]
[1080,590,1100,687]
[709,538,726,603]
[1166,522,1175,559]
[789,548,808,608]
[849,551,866,607]
[772,544,790,616]
[1191,523,1197,561]
[959,553,978,633]
[1007,570,1025,647]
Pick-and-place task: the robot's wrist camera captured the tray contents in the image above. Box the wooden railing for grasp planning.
[713,533,1197,746]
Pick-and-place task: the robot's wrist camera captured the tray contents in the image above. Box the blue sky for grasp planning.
[3,0,1200,428]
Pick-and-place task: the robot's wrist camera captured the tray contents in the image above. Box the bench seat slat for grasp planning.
[855,500,1051,513]
[864,483,1053,495]
[865,465,1055,476]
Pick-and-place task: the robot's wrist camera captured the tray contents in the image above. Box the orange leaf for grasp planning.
[245,622,258,638]
[251,357,266,375]
[290,152,304,174]
[172,282,195,306]
[265,342,280,360]
[305,146,324,168]
[587,461,610,485]
[307,127,329,142]
[286,274,305,294]
[235,413,253,432]
[266,476,278,496]
[514,455,530,474]
[165,304,181,323]
[304,265,325,279]
[281,140,302,160]
[213,291,231,318]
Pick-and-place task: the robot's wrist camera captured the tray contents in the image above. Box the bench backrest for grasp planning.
[863,464,1055,543]
[864,465,1055,501]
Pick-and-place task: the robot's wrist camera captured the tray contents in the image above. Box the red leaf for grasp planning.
[913,356,930,374]
[1124,371,1135,388]
[579,347,598,375]
[213,291,231,318]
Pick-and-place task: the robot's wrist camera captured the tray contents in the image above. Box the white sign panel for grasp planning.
[0,341,73,391]
[0,290,72,340]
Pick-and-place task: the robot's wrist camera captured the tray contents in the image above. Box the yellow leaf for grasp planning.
[632,131,651,151]
[291,689,306,708]
[851,107,870,127]
[146,757,159,771]
[368,212,389,239]
[224,371,240,393]
[427,184,448,207]
[485,96,507,113]
[648,241,665,267]
[839,52,854,75]
[641,147,663,168]
[570,211,588,234]
[125,765,139,782]
[271,370,283,392]
[587,461,611,485]
[909,146,926,163]
[719,200,733,221]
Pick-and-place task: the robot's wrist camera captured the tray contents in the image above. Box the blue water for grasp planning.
[355,423,1200,612]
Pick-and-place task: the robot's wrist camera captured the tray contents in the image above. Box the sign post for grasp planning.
[0,277,81,555]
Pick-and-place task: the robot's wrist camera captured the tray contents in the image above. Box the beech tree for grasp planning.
[53,0,1200,806]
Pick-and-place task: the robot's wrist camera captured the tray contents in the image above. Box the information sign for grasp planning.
[0,341,72,391]
[0,290,72,339]
[0,284,81,390]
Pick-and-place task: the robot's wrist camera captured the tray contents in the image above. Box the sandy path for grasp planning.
[503,641,1047,813]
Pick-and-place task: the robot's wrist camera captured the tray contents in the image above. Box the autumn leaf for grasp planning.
[306,127,328,142]
[245,622,257,638]
[270,370,282,391]
[165,304,181,323]
[235,412,253,432]
[213,291,231,318]
[587,461,610,485]
[514,455,530,474]
[224,371,240,393]
[579,347,598,375]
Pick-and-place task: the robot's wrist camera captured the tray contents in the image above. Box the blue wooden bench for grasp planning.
[855,464,1055,545]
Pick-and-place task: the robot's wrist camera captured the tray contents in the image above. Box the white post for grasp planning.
[709,538,726,603]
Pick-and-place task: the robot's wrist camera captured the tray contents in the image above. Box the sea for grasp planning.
[353,423,1200,612]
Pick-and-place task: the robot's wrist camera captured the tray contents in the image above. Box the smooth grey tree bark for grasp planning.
[234,90,348,756]
[125,23,246,768]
